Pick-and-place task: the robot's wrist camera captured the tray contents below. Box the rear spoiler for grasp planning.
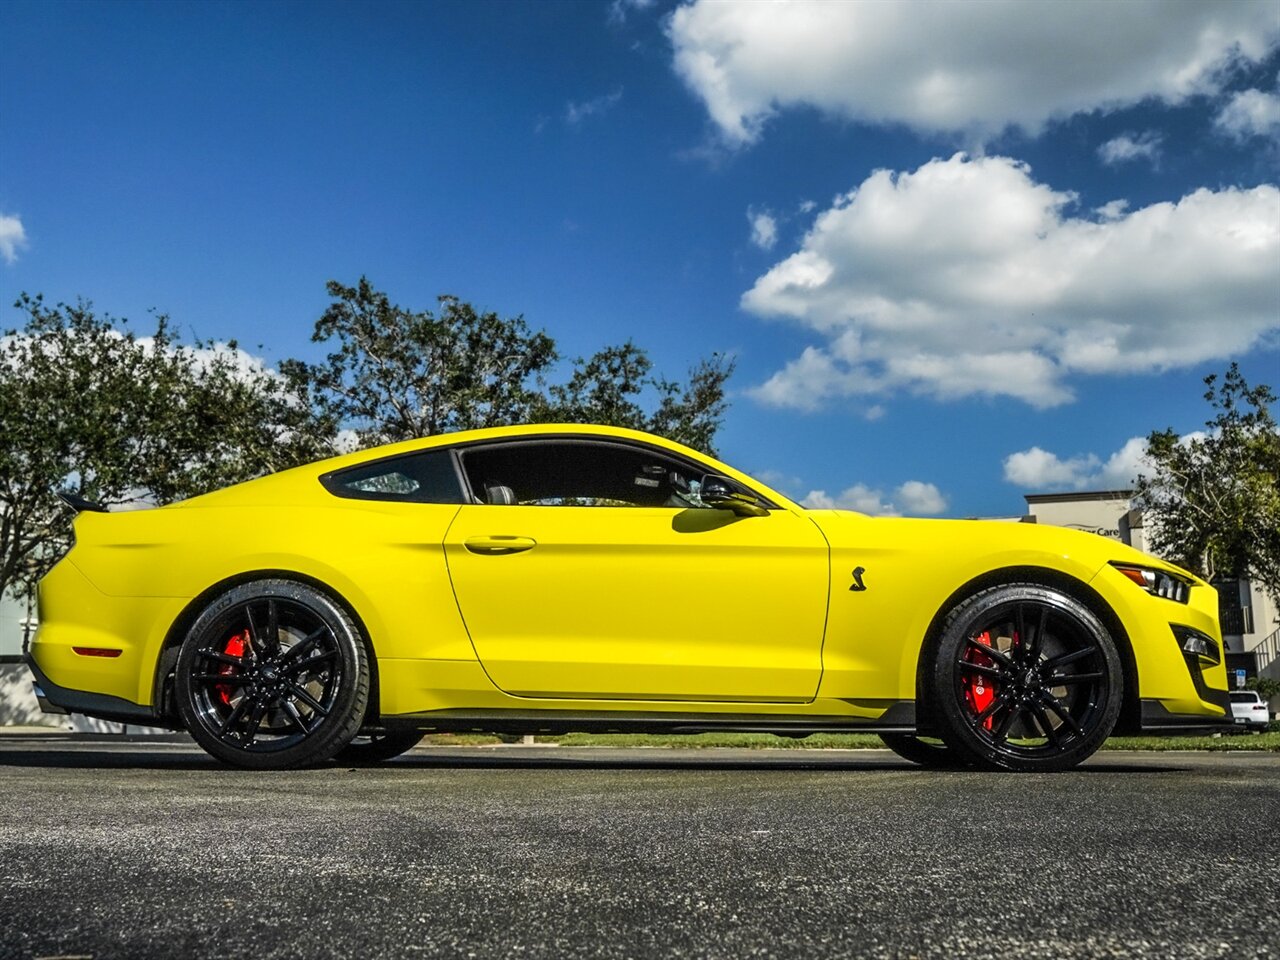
[56,491,108,514]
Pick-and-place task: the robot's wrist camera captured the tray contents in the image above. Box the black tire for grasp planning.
[175,579,369,770]
[929,583,1122,772]
[878,732,968,768]
[337,730,425,763]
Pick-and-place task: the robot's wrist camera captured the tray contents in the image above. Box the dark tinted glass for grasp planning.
[459,439,755,508]
[322,450,463,504]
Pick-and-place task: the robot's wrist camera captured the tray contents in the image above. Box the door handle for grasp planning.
[463,536,537,555]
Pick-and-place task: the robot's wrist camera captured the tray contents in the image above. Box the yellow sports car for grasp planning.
[28,424,1231,771]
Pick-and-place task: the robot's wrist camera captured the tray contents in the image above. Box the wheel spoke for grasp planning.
[243,699,268,745]
[1031,604,1049,659]
[200,649,248,669]
[973,689,1012,725]
[965,635,1015,667]
[280,628,326,665]
[192,673,251,685]
[283,650,336,675]
[1043,646,1098,670]
[218,697,249,736]
[288,682,329,716]
[1039,691,1084,736]
[244,605,260,657]
[265,599,281,658]
[282,699,311,736]
[1015,604,1028,657]
[990,703,1022,743]
[1031,703,1061,748]
[1046,671,1105,686]
[959,661,1004,680]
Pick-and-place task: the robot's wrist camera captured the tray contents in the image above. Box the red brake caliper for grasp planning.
[963,631,997,730]
[215,630,249,706]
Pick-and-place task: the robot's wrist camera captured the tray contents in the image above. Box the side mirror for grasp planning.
[700,475,769,518]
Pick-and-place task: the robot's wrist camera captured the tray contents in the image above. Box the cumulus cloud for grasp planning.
[1097,132,1163,166]
[743,153,1280,411]
[565,88,623,125]
[748,208,777,249]
[0,213,27,264]
[668,0,1280,144]
[1216,87,1280,139]
[803,480,947,516]
[1003,436,1150,490]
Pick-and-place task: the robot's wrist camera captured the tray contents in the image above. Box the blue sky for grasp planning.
[1,0,1277,517]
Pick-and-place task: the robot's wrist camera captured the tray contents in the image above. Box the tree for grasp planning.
[280,279,557,446]
[536,342,735,455]
[1246,676,1280,704]
[287,278,735,454]
[0,295,332,602]
[1136,364,1280,597]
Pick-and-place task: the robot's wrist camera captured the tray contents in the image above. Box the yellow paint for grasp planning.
[29,423,1229,724]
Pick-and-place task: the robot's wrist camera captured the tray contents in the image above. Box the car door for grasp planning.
[442,436,829,702]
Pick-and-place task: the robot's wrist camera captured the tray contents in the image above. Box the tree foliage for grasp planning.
[286,278,735,454]
[535,341,735,455]
[280,279,556,445]
[0,295,332,601]
[1136,364,1280,596]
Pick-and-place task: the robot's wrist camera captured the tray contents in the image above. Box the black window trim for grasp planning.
[318,433,781,510]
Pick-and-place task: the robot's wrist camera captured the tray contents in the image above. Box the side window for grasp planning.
[459,439,715,507]
[321,450,464,504]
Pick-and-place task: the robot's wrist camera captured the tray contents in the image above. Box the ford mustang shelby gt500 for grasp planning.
[28,424,1231,770]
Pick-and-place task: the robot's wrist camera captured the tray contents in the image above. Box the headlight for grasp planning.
[1111,563,1191,603]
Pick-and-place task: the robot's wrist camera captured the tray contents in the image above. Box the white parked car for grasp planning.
[1229,691,1271,732]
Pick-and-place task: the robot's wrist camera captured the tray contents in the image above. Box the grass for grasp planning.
[416,730,1280,751]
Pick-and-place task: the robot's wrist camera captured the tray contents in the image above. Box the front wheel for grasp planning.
[930,584,1123,772]
[175,579,369,769]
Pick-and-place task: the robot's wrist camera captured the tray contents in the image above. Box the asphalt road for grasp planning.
[0,739,1277,960]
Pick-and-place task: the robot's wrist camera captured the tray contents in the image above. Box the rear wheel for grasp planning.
[930,584,1122,772]
[175,579,369,769]
[337,730,425,763]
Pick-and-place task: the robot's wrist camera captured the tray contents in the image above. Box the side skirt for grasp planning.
[376,701,917,737]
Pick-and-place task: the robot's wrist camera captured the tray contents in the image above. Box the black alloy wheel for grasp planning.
[930,584,1122,772]
[175,579,369,769]
[878,732,968,768]
[337,729,425,763]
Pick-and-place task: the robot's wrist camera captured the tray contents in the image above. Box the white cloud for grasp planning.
[748,208,777,249]
[1003,436,1150,490]
[668,0,1280,144]
[1095,199,1130,221]
[1216,87,1280,139]
[802,479,947,516]
[743,153,1280,411]
[895,480,948,515]
[565,88,623,125]
[0,213,27,264]
[1098,132,1163,166]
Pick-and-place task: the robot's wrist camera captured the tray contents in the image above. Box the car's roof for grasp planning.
[175,423,805,512]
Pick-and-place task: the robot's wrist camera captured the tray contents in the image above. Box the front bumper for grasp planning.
[1139,697,1235,733]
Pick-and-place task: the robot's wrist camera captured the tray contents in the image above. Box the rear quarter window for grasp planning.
[321,449,464,504]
